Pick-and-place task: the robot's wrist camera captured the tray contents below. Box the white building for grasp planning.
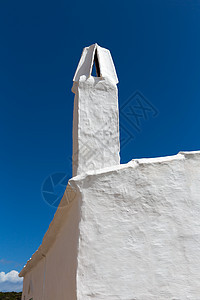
[19,44,200,300]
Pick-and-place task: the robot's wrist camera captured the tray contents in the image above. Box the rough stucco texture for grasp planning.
[72,76,120,176]
[73,152,200,300]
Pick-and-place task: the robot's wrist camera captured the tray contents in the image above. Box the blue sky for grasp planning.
[1,0,200,292]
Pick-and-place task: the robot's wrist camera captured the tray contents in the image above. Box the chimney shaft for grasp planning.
[72,44,120,176]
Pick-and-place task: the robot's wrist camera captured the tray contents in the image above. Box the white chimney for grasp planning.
[72,43,120,176]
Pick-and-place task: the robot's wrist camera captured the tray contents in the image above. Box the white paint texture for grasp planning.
[20,44,200,300]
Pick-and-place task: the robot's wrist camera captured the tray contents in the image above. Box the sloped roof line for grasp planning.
[19,183,77,277]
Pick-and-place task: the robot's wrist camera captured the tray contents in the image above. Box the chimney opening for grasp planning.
[91,49,101,77]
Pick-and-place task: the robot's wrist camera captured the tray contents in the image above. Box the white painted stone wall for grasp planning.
[70,151,200,300]
[21,152,200,300]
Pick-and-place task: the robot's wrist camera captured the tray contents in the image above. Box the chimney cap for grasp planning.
[73,43,119,84]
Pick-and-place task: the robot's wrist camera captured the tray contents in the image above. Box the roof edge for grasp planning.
[70,151,200,184]
[19,182,77,277]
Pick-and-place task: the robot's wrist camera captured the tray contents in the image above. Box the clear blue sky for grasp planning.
[0,0,200,292]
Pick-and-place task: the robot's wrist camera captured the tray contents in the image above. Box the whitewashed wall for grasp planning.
[22,151,200,300]
[71,151,200,300]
